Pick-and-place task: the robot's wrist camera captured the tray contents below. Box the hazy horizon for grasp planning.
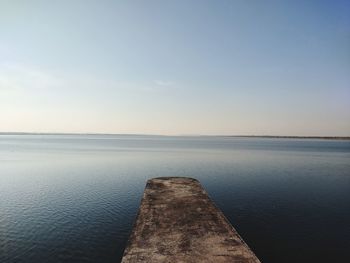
[1,131,350,138]
[1,1,349,136]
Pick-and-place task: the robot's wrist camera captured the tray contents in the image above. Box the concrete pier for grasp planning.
[121,177,261,263]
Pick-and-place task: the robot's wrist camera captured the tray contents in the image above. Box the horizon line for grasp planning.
[0,132,349,140]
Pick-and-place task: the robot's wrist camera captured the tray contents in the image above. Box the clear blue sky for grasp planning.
[0,0,349,135]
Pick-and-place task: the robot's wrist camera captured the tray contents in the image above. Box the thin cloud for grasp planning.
[0,62,60,91]
[154,80,174,87]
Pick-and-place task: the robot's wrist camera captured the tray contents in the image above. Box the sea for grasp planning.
[0,134,349,262]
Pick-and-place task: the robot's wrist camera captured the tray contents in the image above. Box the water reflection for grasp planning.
[0,135,349,262]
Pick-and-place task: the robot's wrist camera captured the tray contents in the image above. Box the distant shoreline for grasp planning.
[225,135,350,140]
[0,132,349,140]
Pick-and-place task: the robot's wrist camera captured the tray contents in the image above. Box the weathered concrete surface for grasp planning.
[121,177,261,263]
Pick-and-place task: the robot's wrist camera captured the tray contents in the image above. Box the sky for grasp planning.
[0,0,349,136]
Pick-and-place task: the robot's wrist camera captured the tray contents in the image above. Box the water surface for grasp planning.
[1,135,349,262]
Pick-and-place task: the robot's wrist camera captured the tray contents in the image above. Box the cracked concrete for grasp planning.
[121,177,261,263]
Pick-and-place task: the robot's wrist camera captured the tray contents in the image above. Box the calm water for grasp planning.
[0,135,349,263]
